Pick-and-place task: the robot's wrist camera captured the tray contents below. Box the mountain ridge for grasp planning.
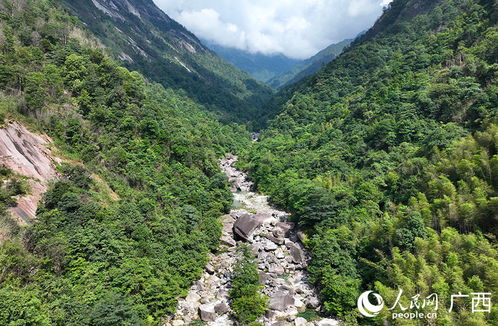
[60,0,273,125]
[201,39,303,84]
[268,38,353,89]
[241,0,498,323]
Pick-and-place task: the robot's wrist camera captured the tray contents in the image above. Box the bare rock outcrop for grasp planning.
[233,213,261,241]
[0,122,61,224]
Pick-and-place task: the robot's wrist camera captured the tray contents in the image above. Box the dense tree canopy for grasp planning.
[0,0,497,325]
[240,0,498,324]
[0,0,250,324]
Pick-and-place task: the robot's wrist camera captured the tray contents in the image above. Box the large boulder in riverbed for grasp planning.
[233,214,261,241]
[266,232,285,245]
[277,221,295,232]
[269,290,295,311]
[214,302,230,314]
[288,243,305,264]
[199,303,217,321]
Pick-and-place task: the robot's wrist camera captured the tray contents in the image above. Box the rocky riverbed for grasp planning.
[164,155,339,326]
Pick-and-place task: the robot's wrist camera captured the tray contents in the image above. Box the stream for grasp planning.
[164,155,339,326]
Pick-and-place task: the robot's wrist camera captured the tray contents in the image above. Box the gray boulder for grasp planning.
[199,303,217,322]
[254,213,273,224]
[205,263,215,274]
[264,241,279,251]
[259,272,270,284]
[214,302,229,314]
[269,291,295,311]
[273,228,286,238]
[269,264,285,275]
[277,222,295,235]
[297,231,306,243]
[233,214,261,241]
[266,233,285,245]
[288,243,305,264]
[308,296,320,308]
[220,235,236,247]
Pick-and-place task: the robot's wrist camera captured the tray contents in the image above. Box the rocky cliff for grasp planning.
[0,122,61,224]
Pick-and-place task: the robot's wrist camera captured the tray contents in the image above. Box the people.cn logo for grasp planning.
[358,291,385,317]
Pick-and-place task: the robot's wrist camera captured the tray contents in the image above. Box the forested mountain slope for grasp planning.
[241,0,498,324]
[0,0,250,324]
[59,0,273,126]
[202,39,303,85]
[268,38,352,89]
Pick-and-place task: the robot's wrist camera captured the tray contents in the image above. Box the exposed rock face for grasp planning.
[199,303,217,322]
[269,289,295,311]
[233,213,261,241]
[0,122,61,224]
[164,155,340,326]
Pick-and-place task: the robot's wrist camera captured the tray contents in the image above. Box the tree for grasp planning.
[230,245,267,324]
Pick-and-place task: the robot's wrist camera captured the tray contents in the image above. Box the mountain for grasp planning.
[241,0,498,323]
[202,40,303,84]
[0,0,251,324]
[268,38,352,89]
[203,38,352,90]
[59,0,273,125]
[1,0,497,325]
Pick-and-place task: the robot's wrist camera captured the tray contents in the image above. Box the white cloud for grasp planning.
[154,0,392,59]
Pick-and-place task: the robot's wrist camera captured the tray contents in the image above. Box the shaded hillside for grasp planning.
[202,39,303,84]
[59,0,273,125]
[241,0,498,324]
[268,38,352,89]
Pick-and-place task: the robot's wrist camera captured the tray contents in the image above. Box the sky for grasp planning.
[154,0,393,59]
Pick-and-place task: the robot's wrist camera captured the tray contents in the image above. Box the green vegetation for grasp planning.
[1,0,497,325]
[241,0,498,324]
[0,166,29,210]
[0,166,28,237]
[59,0,273,127]
[0,0,250,324]
[296,308,323,322]
[230,244,267,325]
[268,38,352,90]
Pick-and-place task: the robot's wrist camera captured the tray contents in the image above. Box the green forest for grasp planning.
[240,0,498,324]
[0,0,250,324]
[0,0,496,325]
[58,0,273,127]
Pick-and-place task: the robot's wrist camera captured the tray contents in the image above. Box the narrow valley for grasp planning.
[0,0,496,325]
[166,155,338,326]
